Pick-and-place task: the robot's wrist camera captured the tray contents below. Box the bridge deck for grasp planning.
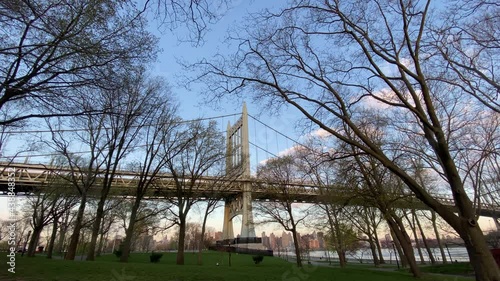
[1,162,498,217]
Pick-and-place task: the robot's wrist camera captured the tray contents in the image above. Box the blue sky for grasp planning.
[0,0,302,168]
[1,1,497,238]
[0,1,307,236]
[142,0,308,171]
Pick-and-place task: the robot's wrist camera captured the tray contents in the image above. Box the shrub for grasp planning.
[150,252,163,263]
[252,255,264,264]
[113,249,122,258]
[114,243,124,258]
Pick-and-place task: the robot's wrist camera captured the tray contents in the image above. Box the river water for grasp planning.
[278,247,470,263]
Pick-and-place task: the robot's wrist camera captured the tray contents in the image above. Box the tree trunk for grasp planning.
[414,211,436,264]
[405,211,425,264]
[56,213,69,255]
[65,195,87,260]
[87,192,107,261]
[336,233,347,267]
[388,217,421,277]
[292,229,302,267]
[27,227,43,257]
[198,210,209,265]
[461,221,500,281]
[368,237,380,266]
[120,200,140,263]
[373,230,385,264]
[431,211,447,264]
[96,230,105,257]
[413,231,426,265]
[391,230,407,267]
[324,205,346,268]
[176,219,186,265]
[47,219,58,259]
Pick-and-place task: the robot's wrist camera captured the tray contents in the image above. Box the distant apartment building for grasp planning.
[214,231,223,241]
[261,232,271,249]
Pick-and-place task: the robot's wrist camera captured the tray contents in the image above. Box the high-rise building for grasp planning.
[214,231,223,241]
[270,232,277,249]
[261,231,270,249]
[317,232,325,249]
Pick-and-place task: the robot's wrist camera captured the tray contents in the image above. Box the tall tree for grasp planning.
[163,120,226,265]
[23,179,77,257]
[255,156,311,268]
[0,0,158,126]
[195,1,500,279]
[86,70,165,261]
[47,105,109,260]
[298,149,354,268]
[429,1,500,113]
[120,82,183,262]
[196,164,234,265]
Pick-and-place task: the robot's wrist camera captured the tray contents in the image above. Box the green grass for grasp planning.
[420,262,474,276]
[0,251,473,281]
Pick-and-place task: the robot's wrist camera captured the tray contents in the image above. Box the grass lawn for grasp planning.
[420,262,475,276]
[0,251,473,281]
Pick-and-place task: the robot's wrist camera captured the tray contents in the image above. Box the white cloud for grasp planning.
[362,88,396,110]
[309,128,330,138]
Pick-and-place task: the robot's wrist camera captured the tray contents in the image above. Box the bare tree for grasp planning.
[86,70,170,261]
[297,149,354,268]
[0,0,158,126]
[46,113,107,260]
[53,207,74,256]
[429,1,500,112]
[255,156,312,268]
[120,86,183,262]
[195,159,237,265]
[163,120,226,265]
[23,180,77,257]
[45,192,78,259]
[402,209,425,265]
[347,206,385,266]
[148,0,231,45]
[12,217,31,252]
[195,1,500,279]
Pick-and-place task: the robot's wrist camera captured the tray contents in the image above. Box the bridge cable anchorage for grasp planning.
[4,113,241,135]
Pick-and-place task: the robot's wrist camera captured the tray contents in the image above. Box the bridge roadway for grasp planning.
[1,162,499,218]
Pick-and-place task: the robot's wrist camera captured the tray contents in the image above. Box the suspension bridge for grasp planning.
[1,103,499,250]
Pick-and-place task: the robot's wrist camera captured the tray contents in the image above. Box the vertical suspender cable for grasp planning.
[253,117,258,171]
[276,131,279,156]
[265,123,269,160]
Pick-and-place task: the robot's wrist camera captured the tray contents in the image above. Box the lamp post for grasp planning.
[228,240,232,267]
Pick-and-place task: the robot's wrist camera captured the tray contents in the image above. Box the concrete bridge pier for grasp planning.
[240,184,256,238]
[221,103,265,252]
[222,200,235,239]
[221,184,256,240]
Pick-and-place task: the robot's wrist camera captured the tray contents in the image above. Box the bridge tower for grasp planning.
[222,103,256,240]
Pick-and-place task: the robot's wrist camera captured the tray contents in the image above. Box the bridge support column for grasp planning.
[222,200,234,240]
[240,183,256,238]
[221,103,266,254]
